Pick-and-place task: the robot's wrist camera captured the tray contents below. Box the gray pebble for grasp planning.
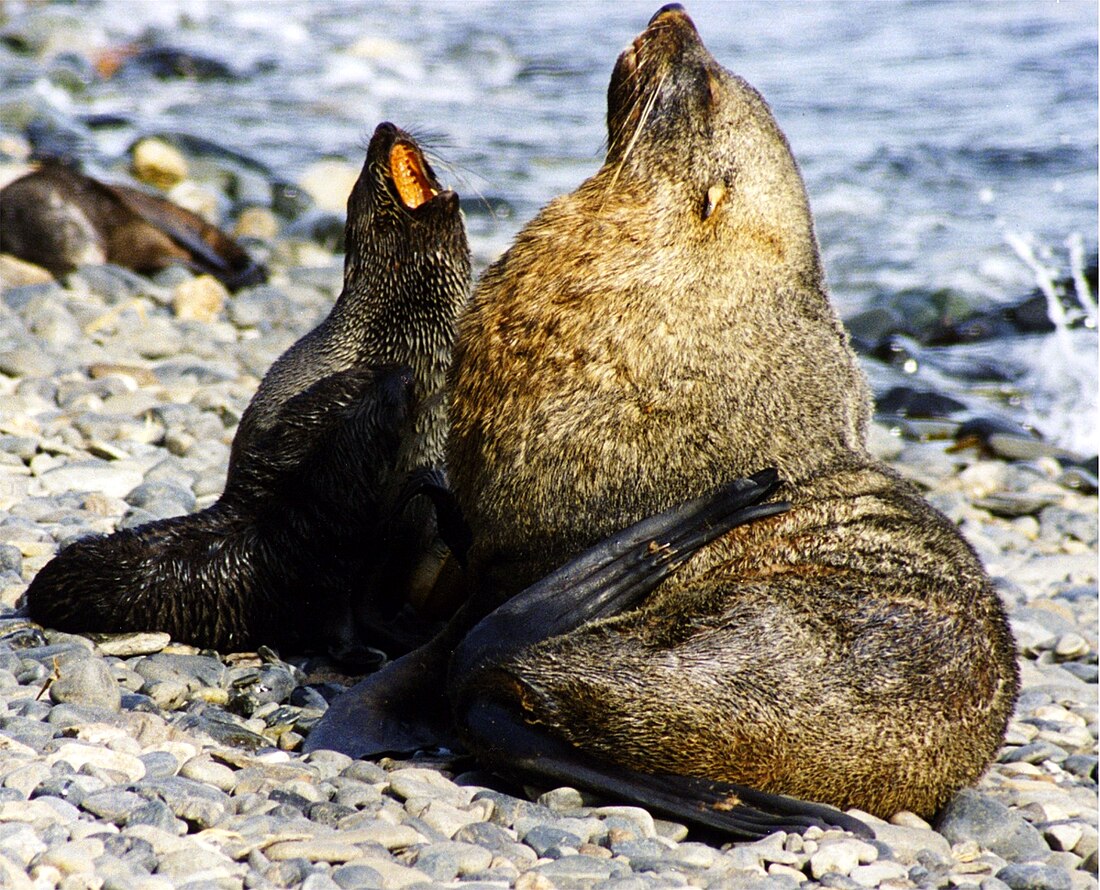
[48,656,122,710]
[936,789,1049,863]
[330,863,384,889]
[523,823,584,857]
[80,788,145,823]
[995,862,1073,890]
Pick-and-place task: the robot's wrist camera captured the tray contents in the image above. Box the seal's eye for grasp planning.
[702,182,726,220]
[390,143,438,210]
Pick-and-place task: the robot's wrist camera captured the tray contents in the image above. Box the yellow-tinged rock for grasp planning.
[0,253,54,289]
[233,206,280,240]
[173,275,228,322]
[131,138,188,190]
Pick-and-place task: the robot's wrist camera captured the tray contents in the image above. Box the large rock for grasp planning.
[936,790,1049,863]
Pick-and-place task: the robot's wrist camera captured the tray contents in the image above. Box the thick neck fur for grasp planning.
[448,12,872,572]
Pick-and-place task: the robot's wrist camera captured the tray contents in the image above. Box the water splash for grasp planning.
[1004,232,1098,457]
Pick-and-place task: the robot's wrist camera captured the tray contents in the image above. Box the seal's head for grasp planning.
[343,122,469,295]
[603,4,822,290]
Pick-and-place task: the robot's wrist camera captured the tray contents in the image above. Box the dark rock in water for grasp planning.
[119,46,239,81]
[25,115,90,165]
[849,256,1097,353]
[951,417,1057,462]
[0,160,266,290]
[284,209,346,251]
[936,789,1048,862]
[876,386,967,419]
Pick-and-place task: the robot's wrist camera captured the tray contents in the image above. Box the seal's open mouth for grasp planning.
[390,142,439,210]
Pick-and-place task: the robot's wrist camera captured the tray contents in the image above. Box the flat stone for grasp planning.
[387,768,471,809]
[849,860,910,887]
[413,841,493,880]
[38,837,104,874]
[341,855,431,889]
[178,757,237,793]
[335,823,424,850]
[46,742,145,783]
[996,862,1074,890]
[0,799,76,826]
[93,633,173,657]
[265,839,362,863]
[80,789,145,824]
[810,841,862,879]
[38,462,143,499]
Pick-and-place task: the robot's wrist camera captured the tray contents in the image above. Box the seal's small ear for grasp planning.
[702,182,726,220]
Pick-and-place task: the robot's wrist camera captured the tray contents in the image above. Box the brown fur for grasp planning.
[0,160,264,289]
[447,6,1018,819]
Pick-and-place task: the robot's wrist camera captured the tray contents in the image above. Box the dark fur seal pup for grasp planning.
[439,5,1018,823]
[25,124,471,654]
[0,160,264,290]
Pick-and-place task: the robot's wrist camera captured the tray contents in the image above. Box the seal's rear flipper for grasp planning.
[460,697,871,840]
[307,471,786,760]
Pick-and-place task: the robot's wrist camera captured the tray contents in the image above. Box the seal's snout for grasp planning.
[649,3,690,27]
[646,3,700,40]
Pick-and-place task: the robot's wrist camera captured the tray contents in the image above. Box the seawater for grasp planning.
[2,0,1097,453]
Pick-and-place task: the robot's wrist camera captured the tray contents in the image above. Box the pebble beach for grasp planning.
[0,192,1097,890]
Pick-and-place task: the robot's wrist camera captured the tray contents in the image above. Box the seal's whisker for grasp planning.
[604,70,666,202]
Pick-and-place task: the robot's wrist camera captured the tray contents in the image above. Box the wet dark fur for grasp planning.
[25,124,471,654]
[0,160,264,290]
[446,7,1018,819]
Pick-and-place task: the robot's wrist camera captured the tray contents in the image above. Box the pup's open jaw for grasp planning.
[390,142,439,210]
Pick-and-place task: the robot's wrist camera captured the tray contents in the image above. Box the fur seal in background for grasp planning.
[25,123,471,655]
[436,4,1018,825]
[0,159,265,290]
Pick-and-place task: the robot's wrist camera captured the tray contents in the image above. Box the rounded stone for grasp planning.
[173,275,228,323]
[995,862,1073,890]
[49,657,122,711]
[131,138,189,190]
[936,790,1048,863]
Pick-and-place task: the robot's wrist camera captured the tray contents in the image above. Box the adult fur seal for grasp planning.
[439,5,1019,823]
[0,159,265,290]
[25,123,471,655]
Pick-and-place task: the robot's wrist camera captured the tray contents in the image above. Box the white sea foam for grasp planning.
[1004,232,1099,456]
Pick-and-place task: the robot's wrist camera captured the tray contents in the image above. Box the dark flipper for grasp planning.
[460,697,871,840]
[451,468,786,680]
[107,181,267,289]
[302,625,462,757]
[445,469,869,840]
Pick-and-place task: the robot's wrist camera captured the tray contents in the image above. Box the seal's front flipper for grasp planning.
[303,626,461,758]
[229,365,413,498]
[394,467,473,566]
[451,469,787,679]
[460,696,871,841]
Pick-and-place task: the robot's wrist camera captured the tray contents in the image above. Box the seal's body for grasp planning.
[445,6,1017,819]
[0,160,264,289]
[26,124,471,654]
